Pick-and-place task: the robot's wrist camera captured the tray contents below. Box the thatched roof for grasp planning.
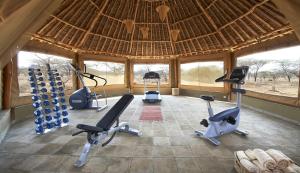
[32,0,295,58]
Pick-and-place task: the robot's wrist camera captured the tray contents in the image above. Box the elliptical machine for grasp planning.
[195,66,249,145]
[68,63,108,112]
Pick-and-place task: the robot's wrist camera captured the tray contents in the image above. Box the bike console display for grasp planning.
[215,66,249,84]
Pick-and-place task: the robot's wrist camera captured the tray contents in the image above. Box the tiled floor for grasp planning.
[0,95,299,173]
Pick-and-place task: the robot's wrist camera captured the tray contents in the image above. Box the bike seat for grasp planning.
[209,107,239,122]
[200,95,214,101]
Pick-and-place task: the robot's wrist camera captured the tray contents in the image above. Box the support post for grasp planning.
[170,58,179,88]
[72,53,80,91]
[225,51,235,101]
[2,59,13,109]
[125,59,131,92]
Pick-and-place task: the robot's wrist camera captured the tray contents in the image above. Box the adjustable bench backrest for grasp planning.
[96,94,134,131]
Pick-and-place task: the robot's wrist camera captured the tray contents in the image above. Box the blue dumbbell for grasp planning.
[40,88,47,93]
[44,108,51,114]
[30,83,37,87]
[61,105,67,110]
[54,112,61,119]
[56,77,61,80]
[34,110,42,117]
[35,125,44,133]
[60,98,66,103]
[32,102,40,108]
[58,87,64,91]
[46,123,53,129]
[28,71,34,76]
[57,81,63,86]
[50,81,56,86]
[45,115,52,121]
[32,95,39,101]
[62,118,69,123]
[50,88,56,92]
[29,76,35,81]
[52,99,59,104]
[53,106,60,112]
[43,100,50,106]
[51,93,57,98]
[40,82,46,87]
[55,119,62,127]
[42,94,49,99]
[28,68,34,72]
[35,117,43,124]
[62,111,68,116]
[59,93,65,97]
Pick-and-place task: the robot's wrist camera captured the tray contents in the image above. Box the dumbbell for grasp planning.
[35,125,44,134]
[30,82,46,87]
[53,106,60,112]
[54,112,61,119]
[34,117,43,124]
[55,119,62,127]
[44,108,52,114]
[60,98,66,103]
[31,88,47,94]
[32,102,41,108]
[34,110,43,117]
[62,111,68,117]
[61,104,68,110]
[62,118,69,123]
[43,100,50,106]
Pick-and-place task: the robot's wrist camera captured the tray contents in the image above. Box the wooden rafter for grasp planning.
[76,0,109,48]
[194,0,229,46]
[129,0,140,54]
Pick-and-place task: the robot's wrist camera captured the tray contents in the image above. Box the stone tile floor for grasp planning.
[0,95,299,173]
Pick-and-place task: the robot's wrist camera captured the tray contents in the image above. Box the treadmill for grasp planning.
[142,71,162,103]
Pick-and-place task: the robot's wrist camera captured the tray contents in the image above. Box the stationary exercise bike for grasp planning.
[195,66,249,145]
[68,63,108,112]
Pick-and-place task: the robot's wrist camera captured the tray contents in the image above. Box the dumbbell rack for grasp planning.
[29,67,52,134]
[47,64,69,127]
[28,65,69,134]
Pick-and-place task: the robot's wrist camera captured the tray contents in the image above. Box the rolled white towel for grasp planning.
[236,151,250,160]
[253,160,272,173]
[253,149,276,170]
[245,149,257,161]
[290,164,300,173]
[240,159,259,173]
[273,168,284,173]
[266,149,291,169]
[284,166,297,173]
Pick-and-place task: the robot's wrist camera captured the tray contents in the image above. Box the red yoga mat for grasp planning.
[140,106,162,121]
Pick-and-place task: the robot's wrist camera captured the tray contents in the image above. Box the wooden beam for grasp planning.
[129,0,140,54]
[2,59,13,109]
[165,1,175,55]
[77,0,109,48]
[0,0,62,69]
[272,0,300,40]
[194,0,230,46]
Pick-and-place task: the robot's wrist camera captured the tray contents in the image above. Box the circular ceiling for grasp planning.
[32,0,294,58]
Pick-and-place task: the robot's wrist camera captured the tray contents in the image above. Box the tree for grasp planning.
[278,61,293,82]
[237,59,267,82]
[249,60,267,82]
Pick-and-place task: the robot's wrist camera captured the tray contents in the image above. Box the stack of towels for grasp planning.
[234,149,300,173]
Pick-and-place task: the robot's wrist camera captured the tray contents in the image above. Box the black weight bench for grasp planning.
[72,94,141,167]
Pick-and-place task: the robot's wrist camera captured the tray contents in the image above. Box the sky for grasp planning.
[18,51,70,68]
[238,45,300,71]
